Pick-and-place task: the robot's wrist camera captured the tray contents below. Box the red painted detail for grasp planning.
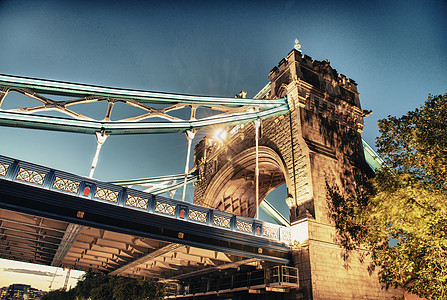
[83,187,90,196]
[256,227,261,235]
[180,209,185,219]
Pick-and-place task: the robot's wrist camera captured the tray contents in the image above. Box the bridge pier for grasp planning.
[193,49,404,299]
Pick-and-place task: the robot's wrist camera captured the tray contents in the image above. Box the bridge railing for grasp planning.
[0,154,291,245]
[168,265,299,297]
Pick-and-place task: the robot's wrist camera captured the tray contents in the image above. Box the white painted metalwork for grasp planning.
[89,131,110,178]
[362,138,386,171]
[259,200,290,227]
[182,130,196,201]
[108,173,191,186]
[254,119,260,220]
[108,173,198,198]
[0,105,288,135]
[0,74,295,228]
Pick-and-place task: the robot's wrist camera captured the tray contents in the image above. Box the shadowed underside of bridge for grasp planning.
[0,207,260,279]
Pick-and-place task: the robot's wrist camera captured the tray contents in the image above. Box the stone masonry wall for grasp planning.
[306,220,403,299]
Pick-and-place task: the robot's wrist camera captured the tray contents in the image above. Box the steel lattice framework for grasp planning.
[0,74,289,135]
[0,74,384,219]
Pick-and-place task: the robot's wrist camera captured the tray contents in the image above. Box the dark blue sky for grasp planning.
[0,0,446,206]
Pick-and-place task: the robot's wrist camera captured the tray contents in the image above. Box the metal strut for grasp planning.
[254,119,260,219]
[0,74,289,135]
[63,269,71,291]
[89,130,110,178]
[182,129,196,201]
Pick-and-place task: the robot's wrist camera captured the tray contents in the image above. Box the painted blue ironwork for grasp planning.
[107,173,198,195]
[0,74,289,135]
[0,154,291,246]
[107,173,195,186]
[0,74,286,107]
[362,138,385,171]
[0,74,386,241]
[0,106,289,135]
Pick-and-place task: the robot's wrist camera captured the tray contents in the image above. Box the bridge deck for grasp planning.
[0,155,291,279]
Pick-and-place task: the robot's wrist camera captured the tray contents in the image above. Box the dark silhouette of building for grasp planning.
[2,284,46,300]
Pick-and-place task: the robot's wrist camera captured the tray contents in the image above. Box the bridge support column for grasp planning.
[272,49,403,300]
[193,48,404,299]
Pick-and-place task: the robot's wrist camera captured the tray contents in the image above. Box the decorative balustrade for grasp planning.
[0,154,291,244]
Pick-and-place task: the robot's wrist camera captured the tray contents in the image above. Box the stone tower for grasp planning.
[192,49,403,299]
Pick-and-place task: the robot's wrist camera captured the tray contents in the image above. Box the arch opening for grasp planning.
[202,146,290,219]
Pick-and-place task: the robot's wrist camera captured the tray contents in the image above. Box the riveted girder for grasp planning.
[0,74,289,135]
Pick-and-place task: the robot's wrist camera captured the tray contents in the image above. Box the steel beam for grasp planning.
[0,104,289,135]
[171,258,259,280]
[259,200,290,227]
[0,74,286,108]
[362,138,385,171]
[109,243,182,275]
[107,173,195,186]
[51,223,84,266]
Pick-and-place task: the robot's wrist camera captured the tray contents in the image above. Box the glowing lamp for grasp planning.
[215,128,227,143]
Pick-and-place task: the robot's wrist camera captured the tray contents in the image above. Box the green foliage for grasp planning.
[368,172,447,299]
[74,273,166,300]
[43,272,166,300]
[328,94,447,299]
[376,94,447,190]
[42,288,75,300]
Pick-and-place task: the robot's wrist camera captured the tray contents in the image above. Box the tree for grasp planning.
[43,272,166,300]
[74,273,166,300]
[75,273,113,300]
[42,288,75,300]
[327,94,447,299]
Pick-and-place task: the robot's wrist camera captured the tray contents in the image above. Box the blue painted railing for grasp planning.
[0,154,291,245]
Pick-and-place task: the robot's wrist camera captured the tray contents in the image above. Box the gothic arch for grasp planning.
[201,146,291,218]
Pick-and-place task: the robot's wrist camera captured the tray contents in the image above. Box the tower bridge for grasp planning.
[0,47,402,299]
